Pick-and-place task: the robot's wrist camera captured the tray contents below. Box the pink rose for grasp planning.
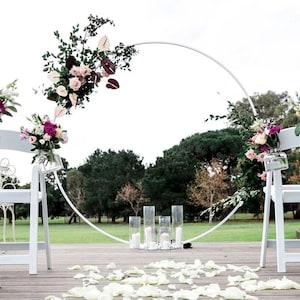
[245,149,256,161]
[28,136,37,144]
[69,66,81,77]
[69,77,81,91]
[256,152,266,163]
[79,65,91,77]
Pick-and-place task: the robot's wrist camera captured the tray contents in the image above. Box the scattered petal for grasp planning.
[106,262,117,269]
[68,265,81,270]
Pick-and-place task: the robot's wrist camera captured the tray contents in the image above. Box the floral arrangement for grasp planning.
[244,118,281,181]
[0,80,20,122]
[42,14,137,113]
[20,114,68,163]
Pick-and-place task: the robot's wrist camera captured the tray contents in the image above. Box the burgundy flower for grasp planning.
[106,78,119,89]
[101,58,116,75]
[0,99,6,114]
[269,125,282,135]
[44,120,57,136]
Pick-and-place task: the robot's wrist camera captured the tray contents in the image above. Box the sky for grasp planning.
[1,0,300,183]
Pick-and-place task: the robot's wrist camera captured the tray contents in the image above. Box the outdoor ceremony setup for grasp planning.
[1,14,300,300]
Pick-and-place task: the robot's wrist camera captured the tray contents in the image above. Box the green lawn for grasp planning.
[1,216,299,244]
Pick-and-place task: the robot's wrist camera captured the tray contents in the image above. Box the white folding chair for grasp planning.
[0,130,51,274]
[260,127,300,272]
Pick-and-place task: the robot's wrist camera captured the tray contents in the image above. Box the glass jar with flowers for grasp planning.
[20,114,68,168]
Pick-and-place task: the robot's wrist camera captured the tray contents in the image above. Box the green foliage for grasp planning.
[79,149,145,222]
[143,128,243,218]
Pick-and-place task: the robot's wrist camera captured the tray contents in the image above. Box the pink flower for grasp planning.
[245,149,256,161]
[28,136,37,144]
[69,66,81,77]
[69,77,82,91]
[20,128,29,140]
[258,171,267,181]
[256,152,266,163]
[79,65,91,77]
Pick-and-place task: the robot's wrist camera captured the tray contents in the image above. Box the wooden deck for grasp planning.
[0,242,300,299]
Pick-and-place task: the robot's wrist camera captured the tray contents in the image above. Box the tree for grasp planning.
[44,157,69,219]
[66,169,85,224]
[143,128,242,219]
[115,181,149,217]
[80,149,145,223]
[187,159,229,223]
[232,91,289,124]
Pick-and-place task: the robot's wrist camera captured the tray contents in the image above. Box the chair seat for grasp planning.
[264,184,300,204]
[0,190,31,203]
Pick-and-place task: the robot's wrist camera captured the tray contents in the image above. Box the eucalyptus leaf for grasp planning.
[295,124,300,136]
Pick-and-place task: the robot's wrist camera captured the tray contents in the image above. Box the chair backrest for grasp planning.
[278,127,300,151]
[0,130,33,153]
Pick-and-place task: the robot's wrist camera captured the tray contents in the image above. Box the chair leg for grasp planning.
[29,193,39,275]
[41,197,51,269]
[8,205,16,242]
[40,173,51,270]
[273,171,286,272]
[2,205,7,243]
[260,171,272,268]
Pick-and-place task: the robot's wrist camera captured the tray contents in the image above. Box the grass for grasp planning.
[1,215,299,244]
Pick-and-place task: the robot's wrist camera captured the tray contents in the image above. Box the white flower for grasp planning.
[56,85,68,97]
[98,35,110,51]
[55,105,67,118]
[34,124,44,135]
[39,139,45,145]
[47,71,60,83]
[69,93,78,106]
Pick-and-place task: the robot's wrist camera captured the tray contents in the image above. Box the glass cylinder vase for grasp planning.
[159,216,171,250]
[129,216,141,249]
[264,151,288,171]
[143,206,157,250]
[172,205,183,248]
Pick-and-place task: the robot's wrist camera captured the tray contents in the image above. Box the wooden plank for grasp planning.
[0,242,300,300]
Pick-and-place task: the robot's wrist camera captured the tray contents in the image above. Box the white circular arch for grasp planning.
[57,41,257,244]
